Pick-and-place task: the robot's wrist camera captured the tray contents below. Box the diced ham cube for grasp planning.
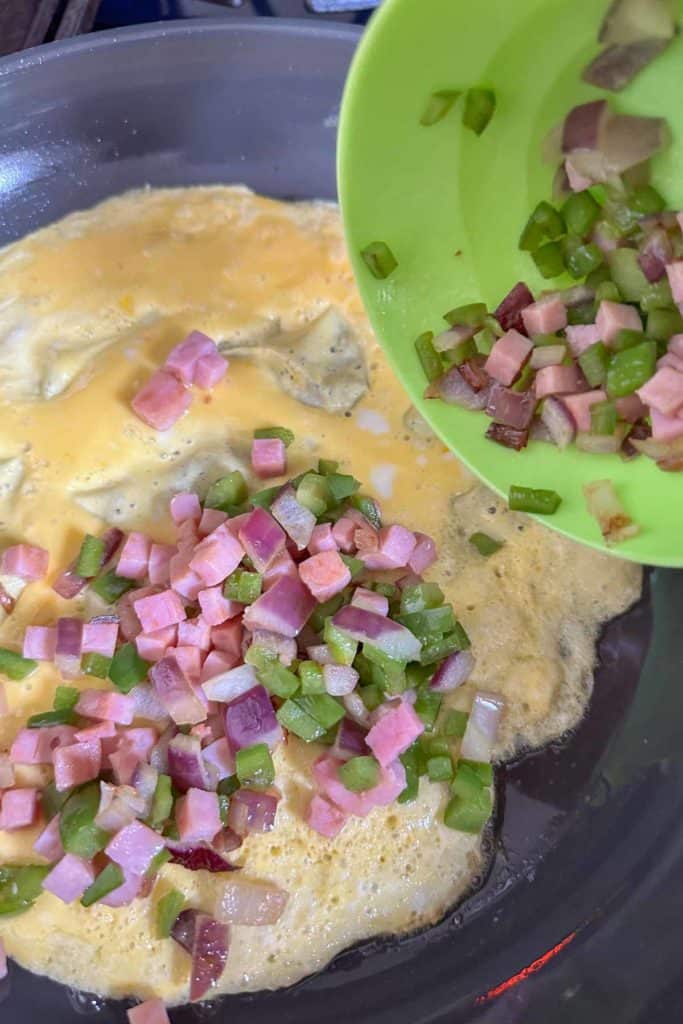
[177,615,212,650]
[176,788,222,843]
[408,532,437,575]
[105,820,165,877]
[595,300,642,345]
[33,815,64,862]
[164,330,216,385]
[534,364,586,399]
[0,939,6,981]
[128,998,171,1024]
[351,587,389,616]
[262,549,298,591]
[170,645,204,686]
[200,650,239,683]
[0,753,14,789]
[307,523,338,555]
[132,370,191,431]
[148,543,175,586]
[82,621,119,658]
[665,261,683,304]
[484,330,533,386]
[0,787,39,830]
[615,393,648,423]
[669,334,683,360]
[74,720,118,743]
[637,367,683,415]
[298,550,352,603]
[53,740,101,791]
[9,726,76,765]
[306,794,348,838]
[521,296,567,336]
[561,390,608,432]
[210,619,243,659]
[198,508,228,538]
[99,864,145,907]
[251,438,286,479]
[170,492,201,525]
[0,544,49,581]
[651,406,683,441]
[114,532,150,581]
[76,689,135,725]
[194,351,228,389]
[189,525,244,587]
[313,756,406,817]
[565,323,602,357]
[658,352,683,374]
[23,625,57,660]
[366,702,424,768]
[169,552,203,601]
[133,589,186,634]
[198,587,241,626]
[176,517,199,555]
[332,517,357,553]
[360,524,417,571]
[135,624,178,663]
[42,853,95,904]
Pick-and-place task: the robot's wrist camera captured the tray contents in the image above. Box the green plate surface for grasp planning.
[339,0,683,567]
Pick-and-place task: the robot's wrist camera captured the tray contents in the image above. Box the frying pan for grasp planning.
[0,19,682,1024]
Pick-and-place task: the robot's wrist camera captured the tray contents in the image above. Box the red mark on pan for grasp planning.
[475,930,577,1004]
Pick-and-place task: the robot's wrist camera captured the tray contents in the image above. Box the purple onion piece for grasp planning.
[493,282,534,334]
[425,365,489,411]
[227,788,279,836]
[224,685,282,752]
[168,733,212,792]
[171,910,230,1002]
[332,605,421,663]
[541,397,576,449]
[270,485,316,551]
[460,692,504,762]
[430,650,475,692]
[332,717,369,761]
[243,574,316,639]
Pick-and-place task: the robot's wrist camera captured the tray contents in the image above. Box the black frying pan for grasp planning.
[0,20,682,1024]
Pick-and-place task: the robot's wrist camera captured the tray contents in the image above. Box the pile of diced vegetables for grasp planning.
[0,346,504,1003]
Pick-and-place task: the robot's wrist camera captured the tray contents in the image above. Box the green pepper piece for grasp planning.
[205,471,248,511]
[91,569,135,604]
[317,458,339,476]
[349,494,382,530]
[359,682,383,712]
[80,863,125,908]
[606,248,649,302]
[595,281,621,304]
[606,340,657,398]
[235,743,275,788]
[427,754,454,782]
[400,582,445,615]
[254,656,299,699]
[640,278,674,313]
[75,534,105,578]
[578,341,610,387]
[340,554,364,580]
[324,619,358,666]
[462,87,496,135]
[0,864,50,916]
[147,774,174,830]
[54,686,80,712]
[443,303,487,328]
[474,326,496,355]
[566,300,597,326]
[42,781,73,821]
[82,652,112,679]
[612,328,644,353]
[296,472,332,516]
[590,400,618,435]
[249,486,280,510]
[325,473,361,504]
[253,426,294,447]
[646,307,683,341]
[276,699,326,741]
[561,191,600,237]
[444,788,493,833]
[508,485,562,515]
[363,643,407,696]
[397,605,456,639]
[296,693,345,731]
[299,660,325,695]
[563,236,603,279]
[109,642,150,693]
[415,331,443,383]
[443,709,469,738]
[419,627,470,667]
[309,593,345,634]
[27,708,78,728]
[414,690,443,732]
[0,646,38,681]
[224,569,262,604]
[532,241,565,279]
[361,241,398,280]
[59,783,111,859]
[628,184,665,215]
[469,532,503,556]
[338,755,380,792]
[420,89,461,127]
[156,888,186,938]
[442,337,477,368]
[458,759,494,785]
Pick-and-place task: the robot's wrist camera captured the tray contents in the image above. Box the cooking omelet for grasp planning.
[0,187,640,1003]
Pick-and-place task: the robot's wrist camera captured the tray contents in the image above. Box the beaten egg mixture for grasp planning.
[0,187,640,1001]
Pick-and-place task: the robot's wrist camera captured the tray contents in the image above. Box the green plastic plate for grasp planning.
[339,0,683,567]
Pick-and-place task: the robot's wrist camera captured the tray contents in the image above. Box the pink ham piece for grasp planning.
[0,938,6,981]
[82,621,119,658]
[201,649,239,683]
[0,787,38,830]
[198,508,228,538]
[198,587,242,626]
[134,589,186,634]
[306,794,348,838]
[170,492,201,525]
[0,754,14,789]
[75,721,117,744]
[164,330,216,385]
[351,587,389,616]
[615,393,648,423]
[562,390,608,432]
[298,550,351,603]
[148,543,175,586]
[332,517,357,553]
[659,352,683,374]
[637,367,683,416]
[262,549,298,590]
[210,619,243,659]
[595,300,642,345]
[33,815,64,862]
[171,910,230,1002]
[521,296,567,336]
[359,524,417,571]
[128,999,171,1024]
[177,615,212,650]
[9,725,76,765]
[408,532,436,574]
[194,350,228,389]
[534,364,586,399]
[238,507,286,572]
[99,864,145,907]
[176,788,222,844]
[189,525,244,587]
[225,685,282,751]
[251,438,286,479]
[565,323,602,357]
[307,523,338,555]
[136,624,178,662]
[23,625,57,661]
[150,655,206,725]
[170,645,204,686]
[665,261,683,304]
[366,701,424,767]
[132,369,191,431]
[76,689,135,725]
[53,740,101,791]
[313,756,406,817]
[243,574,316,638]
[0,544,48,581]
[669,334,683,359]
[42,853,95,904]
[117,532,151,580]
[651,407,683,441]
[169,552,203,601]
[106,820,165,877]
[484,330,533,386]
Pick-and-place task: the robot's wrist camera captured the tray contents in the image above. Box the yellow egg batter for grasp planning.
[0,187,641,1002]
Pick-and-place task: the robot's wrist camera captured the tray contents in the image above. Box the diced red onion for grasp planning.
[270,485,316,551]
[171,910,230,1002]
[323,664,359,697]
[485,422,529,450]
[342,691,371,727]
[541,396,576,449]
[166,843,238,873]
[243,574,316,639]
[150,655,206,726]
[202,664,258,704]
[332,605,421,663]
[132,762,159,810]
[306,643,335,665]
[55,617,83,678]
[248,629,297,667]
[568,112,670,182]
[149,724,177,773]
[630,434,683,460]
[583,479,640,544]
[332,717,369,761]
[432,325,476,353]
[168,733,212,792]
[561,100,608,153]
[486,383,537,430]
[583,38,671,93]
[94,781,147,832]
[0,581,16,615]
[494,282,534,334]
[100,527,125,567]
[224,685,282,752]
[425,366,489,411]
[559,284,595,308]
[52,565,87,599]
[214,877,288,926]
[227,788,279,836]
[638,227,672,283]
[460,692,505,762]
[575,427,628,454]
[430,650,475,692]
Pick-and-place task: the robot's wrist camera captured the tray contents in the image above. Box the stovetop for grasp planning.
[95,0,377,29]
